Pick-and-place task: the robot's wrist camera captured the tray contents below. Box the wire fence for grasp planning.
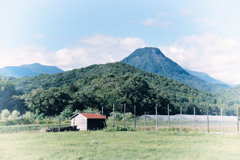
[105,105,240,134]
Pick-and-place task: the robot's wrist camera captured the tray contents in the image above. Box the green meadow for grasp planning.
[1,129,240,160]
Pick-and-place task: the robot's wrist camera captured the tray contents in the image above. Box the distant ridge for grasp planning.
[184,69,226,84]
[0,63,64,77]
[121,47,229,92]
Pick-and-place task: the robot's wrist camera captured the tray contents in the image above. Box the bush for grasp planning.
[3,117,35,126]
[60,108,73,121]
[104,126,135,132]
[109,112,133,121]
[1,109,10,120]
[9,110,20,119]
[126,112,133,120]
[82,107,100,113]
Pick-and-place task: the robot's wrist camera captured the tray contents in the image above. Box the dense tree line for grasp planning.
[0,80,26,113]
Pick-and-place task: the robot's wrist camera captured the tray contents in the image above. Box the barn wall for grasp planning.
[71,114,87,131]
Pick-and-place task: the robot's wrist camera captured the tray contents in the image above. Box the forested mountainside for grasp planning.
[1,62,232,117]
[216,85,240,114]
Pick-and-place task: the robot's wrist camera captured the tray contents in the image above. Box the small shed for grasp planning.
[70,113,106,131]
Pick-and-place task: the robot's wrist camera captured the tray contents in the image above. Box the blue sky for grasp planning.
[1,0,240,84]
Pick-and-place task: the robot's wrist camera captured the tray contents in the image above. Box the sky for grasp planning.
[1,0,240,84]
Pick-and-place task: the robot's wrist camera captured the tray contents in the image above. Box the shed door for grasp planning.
[87,119,105,130]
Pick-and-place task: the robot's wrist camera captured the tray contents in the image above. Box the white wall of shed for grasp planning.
[71,114,87,131]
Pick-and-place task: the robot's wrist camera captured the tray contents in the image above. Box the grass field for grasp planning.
[0,123,71,133]
[1,129,240,160]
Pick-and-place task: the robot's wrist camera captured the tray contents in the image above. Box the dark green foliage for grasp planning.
[0,80,26,113]
[216,85,240,115]
[20,88,71,116]
[15,62,226,116]
[121,47,229,92]
[1,61,237,117]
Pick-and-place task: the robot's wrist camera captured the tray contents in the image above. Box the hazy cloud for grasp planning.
[142,18,155,26]
[141,12,171,28]
[194,18,217,29]
[35,33,45,38]
[0,35,146,71]
[181,8,193,16]
[161,33,240,84]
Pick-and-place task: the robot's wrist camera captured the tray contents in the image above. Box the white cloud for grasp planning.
[0,35,146,71]
[141,12,171,28]
[194,18,217,29]
[142,18,155,26]
[35,33,45,38]
[161,33,240,84]
[181,8,193,16]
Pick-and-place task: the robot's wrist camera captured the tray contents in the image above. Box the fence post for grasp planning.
[221,106,223,134]
[168,104,170,129]
[124,104,126,128]
[144,112,147,130]
[156,105,158,130]
[113,104,115,127]
[207,109,209,133]
[180,106,182,132]
[237,105,239,133]
[134,105,136,130]
[58,118,61,132]
[194,107,196,130]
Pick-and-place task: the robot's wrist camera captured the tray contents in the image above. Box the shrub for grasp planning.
[1,109,10,120]
[109,112,133,121]
[104,126,135,132]
[60,108,73,121]
[82,107,100,113]
[126,112,133,120]
[9,110,20,119]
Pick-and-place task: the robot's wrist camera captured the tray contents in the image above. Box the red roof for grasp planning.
[81,113,106,119]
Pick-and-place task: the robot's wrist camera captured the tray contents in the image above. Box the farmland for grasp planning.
[1,129,240,160]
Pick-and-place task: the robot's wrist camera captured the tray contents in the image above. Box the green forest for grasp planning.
[0,62,239,123]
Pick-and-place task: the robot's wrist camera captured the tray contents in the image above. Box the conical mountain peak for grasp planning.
[121,47,229,92]
[130,47,166,57]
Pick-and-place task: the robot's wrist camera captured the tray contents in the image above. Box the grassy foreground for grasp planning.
[0,130,240,160]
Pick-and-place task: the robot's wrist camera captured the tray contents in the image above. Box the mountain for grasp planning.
[0,63,64,77]
[184,69,226,84]
[11,62,223,116]
[121,47,229,92]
